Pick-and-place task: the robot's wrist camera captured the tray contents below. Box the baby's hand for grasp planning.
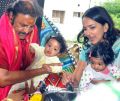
[29,45,35,53]
[48,63,63,66]
[48,63,63,73]
[41,64,52,74]
[91,79,111,84]
[29,43,40,53]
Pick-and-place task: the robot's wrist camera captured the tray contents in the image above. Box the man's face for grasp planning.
[12,13,36,39]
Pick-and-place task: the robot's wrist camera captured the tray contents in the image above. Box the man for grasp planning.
[0,0,51,100]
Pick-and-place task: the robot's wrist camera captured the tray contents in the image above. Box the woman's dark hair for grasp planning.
[45,34,67,53]
[77,6,120,48]
[89,41,114,66]
[6,0,42,17]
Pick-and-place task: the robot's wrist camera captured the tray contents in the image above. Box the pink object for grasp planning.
[0,13,39,100]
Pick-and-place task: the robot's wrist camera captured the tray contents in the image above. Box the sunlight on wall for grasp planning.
[43,0,105,41]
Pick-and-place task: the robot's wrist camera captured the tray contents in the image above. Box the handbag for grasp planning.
[44,73,65,88]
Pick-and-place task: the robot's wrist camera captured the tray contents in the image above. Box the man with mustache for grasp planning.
[0,0,52,100]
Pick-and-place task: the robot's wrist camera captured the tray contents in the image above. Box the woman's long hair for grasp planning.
[77,6,120,48]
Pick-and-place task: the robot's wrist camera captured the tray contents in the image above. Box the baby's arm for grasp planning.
[46,56,63,73]
[109,65,120,81]
[117,78,120,81]
[44,63,62,73]
[28,43,43,70]
[91,79,110,84]
[79,65,94,89]
[91,65,120,84]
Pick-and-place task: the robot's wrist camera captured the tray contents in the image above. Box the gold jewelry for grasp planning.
[4,98,13,101]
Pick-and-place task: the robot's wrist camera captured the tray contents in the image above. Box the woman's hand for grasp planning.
[61,71,79,87]
[62,71,72,85]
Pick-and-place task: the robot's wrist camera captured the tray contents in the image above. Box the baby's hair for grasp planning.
[45,34,67,53]
[89,41,114,66]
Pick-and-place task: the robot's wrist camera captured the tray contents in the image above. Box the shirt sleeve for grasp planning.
[112,38,120,67]
[79,47,90,62]
[47,56,62,73]
[109,65,120,79]
[79,64,93,90]
[0,43,8,69]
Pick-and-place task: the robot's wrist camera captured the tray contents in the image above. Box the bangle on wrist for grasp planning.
[6,98,13,101]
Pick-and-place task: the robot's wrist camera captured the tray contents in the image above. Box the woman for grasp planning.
[62,6,120,86]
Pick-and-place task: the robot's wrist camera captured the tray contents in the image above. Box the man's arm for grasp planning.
[0,66,51,87]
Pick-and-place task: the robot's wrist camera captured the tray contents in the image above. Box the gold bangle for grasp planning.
[6,98,13,101]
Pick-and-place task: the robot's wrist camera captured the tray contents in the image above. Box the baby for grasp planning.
[79,41,120,91]
[9,34,67,93]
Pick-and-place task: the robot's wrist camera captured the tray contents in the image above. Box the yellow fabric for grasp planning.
[30,93,42,101]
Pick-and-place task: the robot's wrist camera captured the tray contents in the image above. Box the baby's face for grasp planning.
[44,39,61,57]
[90,57,106,72]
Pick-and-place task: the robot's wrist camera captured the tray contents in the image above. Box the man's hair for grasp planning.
[90,41,114,66]
[7,0,43,17]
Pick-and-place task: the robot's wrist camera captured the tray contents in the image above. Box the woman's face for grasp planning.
[44,38,61,57]
[12,13,36,39]
[82,17,108,45]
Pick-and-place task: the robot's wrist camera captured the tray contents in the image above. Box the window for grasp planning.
[73,12,83,17]
[52,10,65,24]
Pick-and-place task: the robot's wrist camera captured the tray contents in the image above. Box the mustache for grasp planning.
[19,32,27,35]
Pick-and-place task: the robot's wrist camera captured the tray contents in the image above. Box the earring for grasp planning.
[103,32,107,39]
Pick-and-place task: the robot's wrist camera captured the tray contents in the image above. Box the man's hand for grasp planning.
[25,80,36,94]
[7,89,25,101]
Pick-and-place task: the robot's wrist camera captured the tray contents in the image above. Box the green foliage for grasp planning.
[101,0,120,29]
